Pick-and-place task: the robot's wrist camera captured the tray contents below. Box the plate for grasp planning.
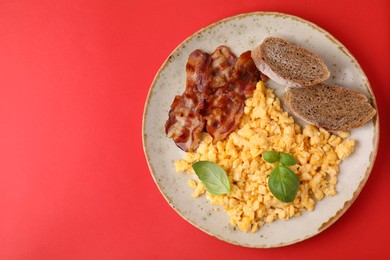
[142,12,379,247]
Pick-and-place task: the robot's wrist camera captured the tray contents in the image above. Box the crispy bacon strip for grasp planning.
[165,93,205,152]
[165,50,211,152]
[204,89,244,143]
[185,50,212,97]
[205,51,260,142]
[165,47,260,152]
[210,46,237,89]
[230,51,261,99]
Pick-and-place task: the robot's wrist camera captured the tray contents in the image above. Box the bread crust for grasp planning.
[251,37,330,88]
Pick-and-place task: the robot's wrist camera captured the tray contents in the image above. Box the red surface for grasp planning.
[0,0,389,259]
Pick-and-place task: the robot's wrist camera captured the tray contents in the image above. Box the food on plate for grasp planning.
[165,46,260,152]
[165,50,211,152]
[251,37,330,88]
[251,36,376,130]
[284,83,376,131]
[167,36,375,233]
[175,81,355,232]
[192,161,231,196]
[205,51,260,143]
[262,151,300,203]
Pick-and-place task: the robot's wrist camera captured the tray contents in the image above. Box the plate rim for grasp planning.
[142,11,380,248]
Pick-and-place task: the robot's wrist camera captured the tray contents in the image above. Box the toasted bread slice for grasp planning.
[251,37,330,88]
[284,83,376,131]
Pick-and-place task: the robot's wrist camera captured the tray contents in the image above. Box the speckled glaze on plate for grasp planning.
[142,12,379,248]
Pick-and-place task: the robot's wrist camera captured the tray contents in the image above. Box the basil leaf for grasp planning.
[192,161,230,195]
[262,151,279,163]
[280,153,298,166]
[268,165,300,203]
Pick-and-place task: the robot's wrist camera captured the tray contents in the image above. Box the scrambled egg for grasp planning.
[175,81,355,233]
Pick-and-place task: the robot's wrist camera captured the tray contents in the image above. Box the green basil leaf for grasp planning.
[192,161,230,195]
[262,151,279,163]
[268,165,300,203]
[280,153,298,166]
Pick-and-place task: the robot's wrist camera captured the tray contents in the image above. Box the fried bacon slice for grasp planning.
[205,51,260,142]
[230,51,261,99]
[165,50,211,152]
[204,89,244,143]
[165,92,205,152]
[210,46,237,89]
[165,46,260,152]
[185,50,212,97]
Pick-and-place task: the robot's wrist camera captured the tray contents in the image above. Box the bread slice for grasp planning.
[251,37,330,88]
[284,83,376,131]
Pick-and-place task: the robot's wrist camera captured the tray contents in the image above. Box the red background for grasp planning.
[0,0,389,259]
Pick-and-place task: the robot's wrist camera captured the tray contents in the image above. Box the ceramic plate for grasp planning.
[142,12,379,247]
